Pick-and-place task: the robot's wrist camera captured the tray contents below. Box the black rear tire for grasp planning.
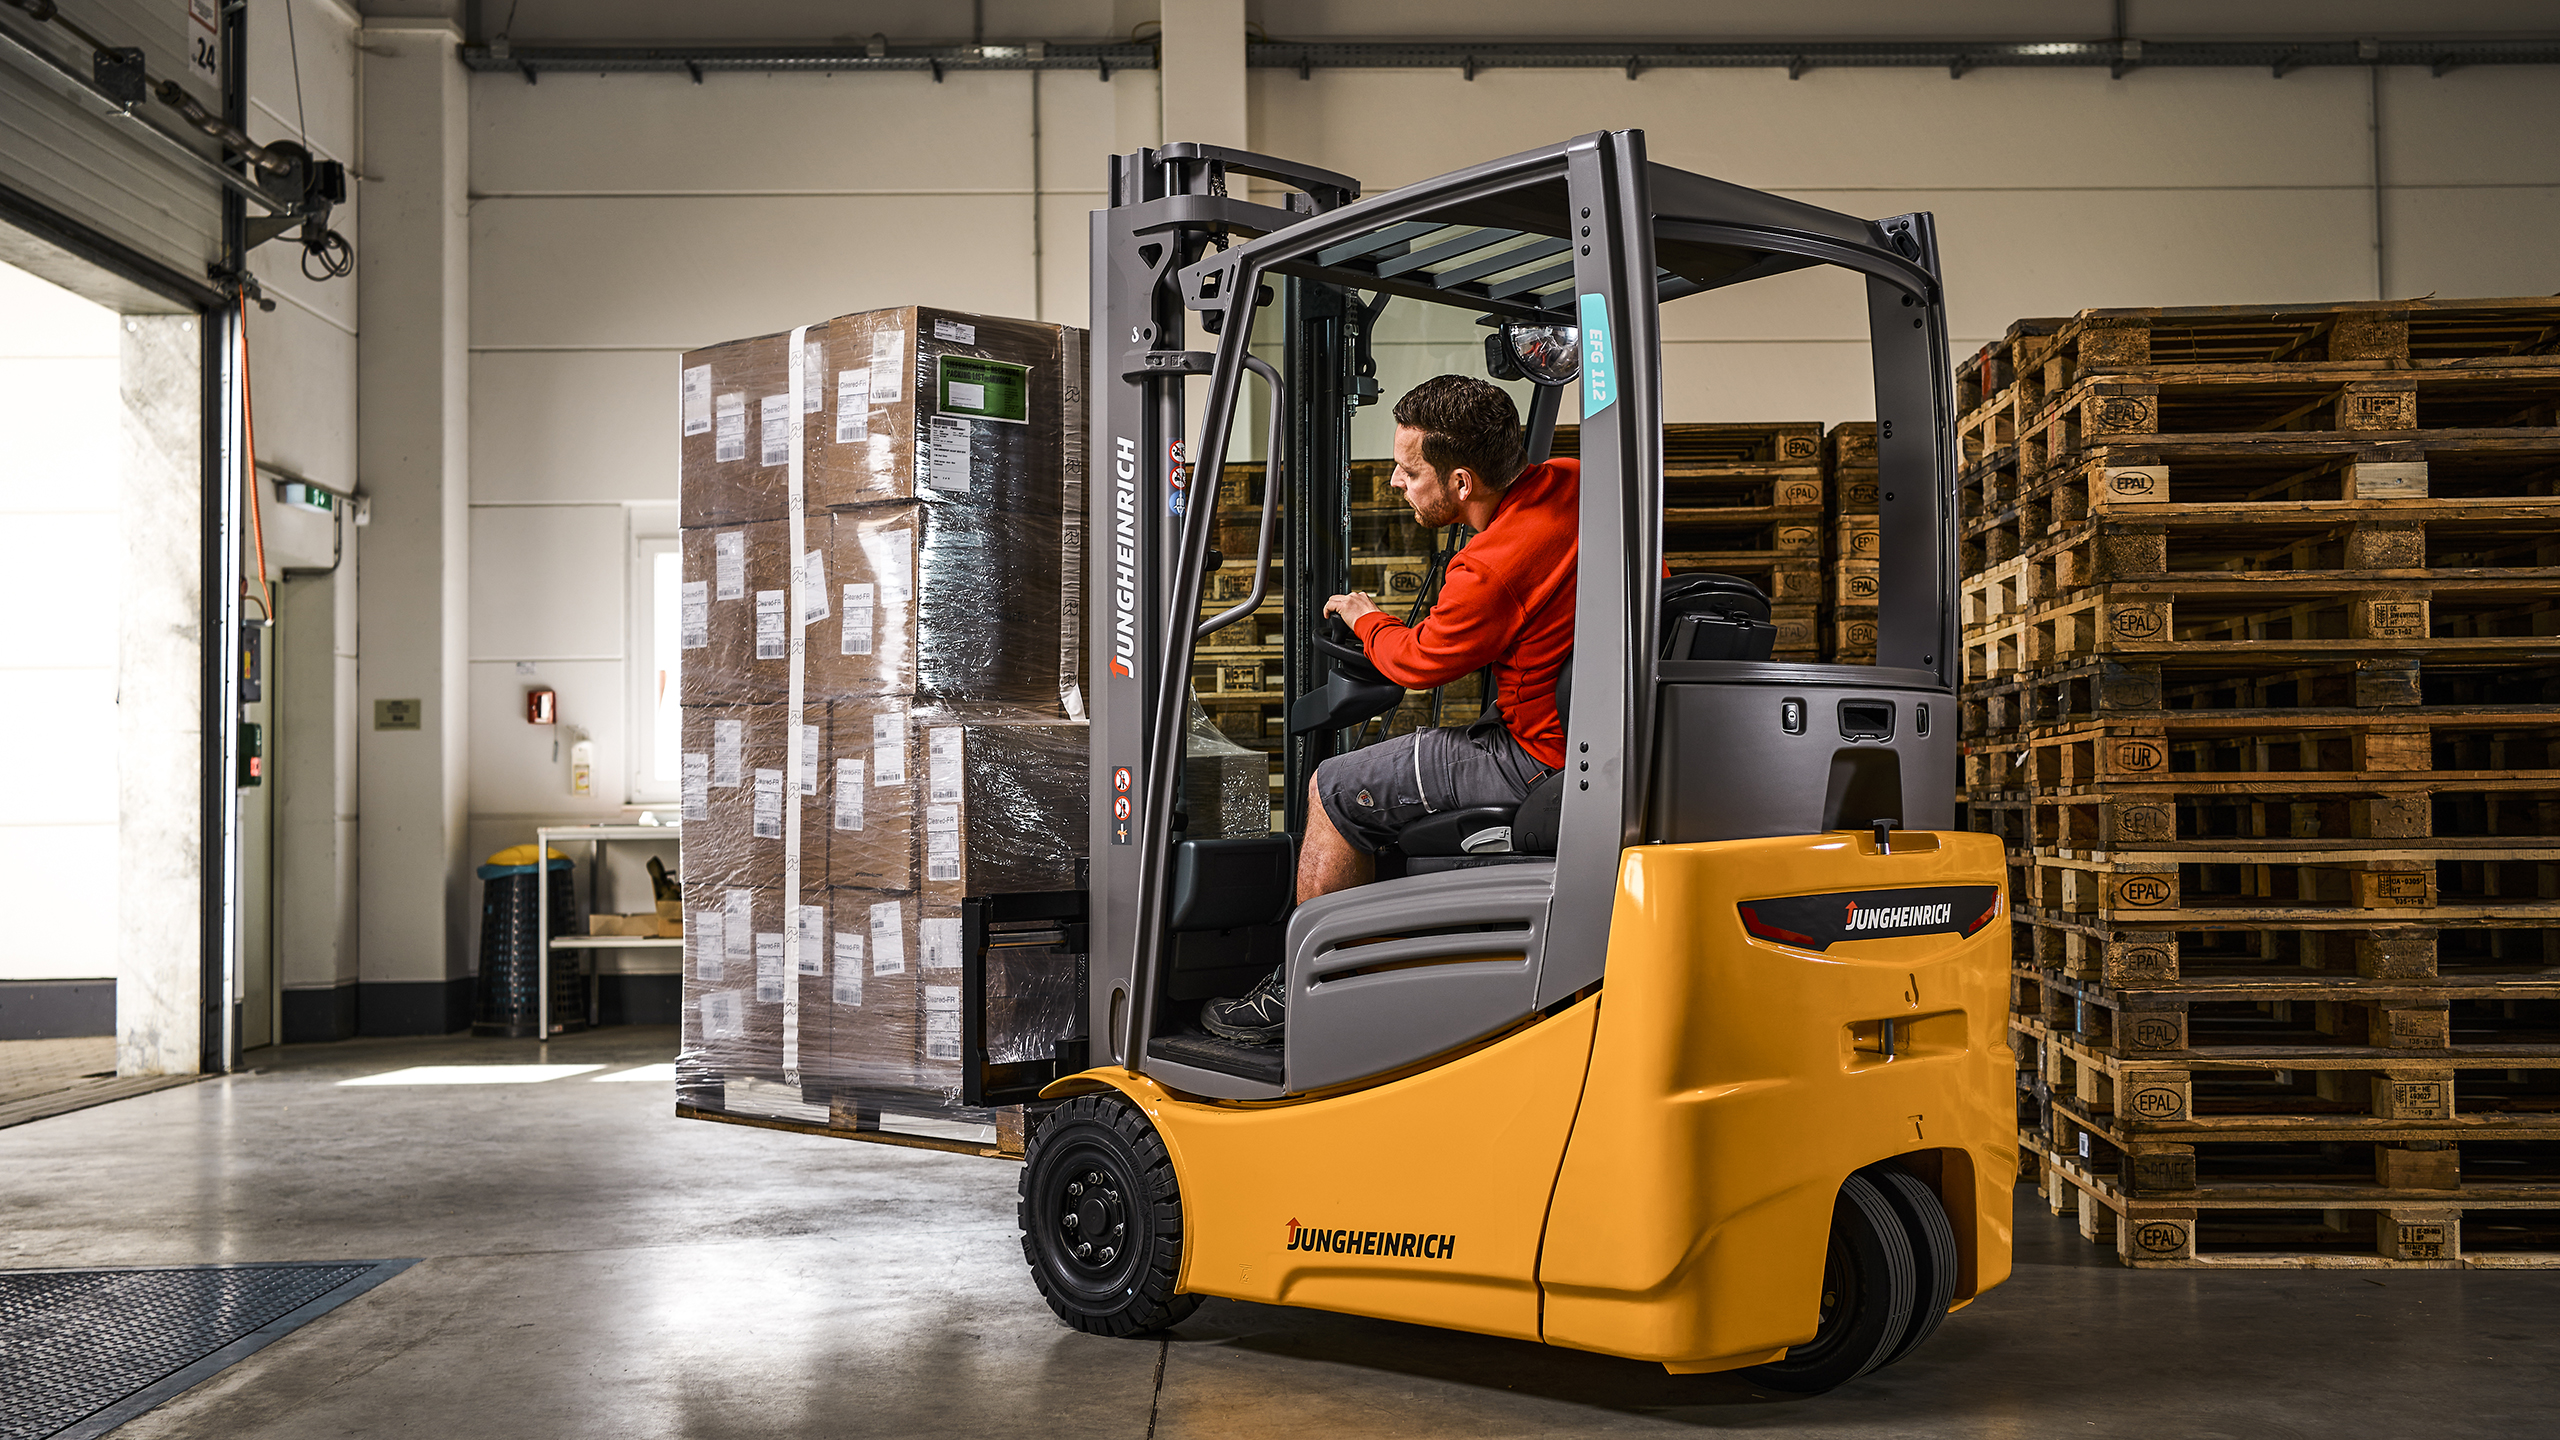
[1740,1173,1916,1393]
[1017,1093,1203,1337]
[1869,1167,1959,1368]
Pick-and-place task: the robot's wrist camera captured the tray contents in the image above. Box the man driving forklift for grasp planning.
[1201,374,1579,1046]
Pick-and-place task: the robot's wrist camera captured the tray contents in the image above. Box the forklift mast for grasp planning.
[1084,144,1365,1073]
[1079,130,1960,1094]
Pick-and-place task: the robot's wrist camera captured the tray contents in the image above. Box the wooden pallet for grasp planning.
[678,1096,1030,1159]
[1552,419,1826,467]
[2025,1135,2560,1268]
[2009,841,2560,921]
[2029,297,2560,376]
[2015,911,2560,984]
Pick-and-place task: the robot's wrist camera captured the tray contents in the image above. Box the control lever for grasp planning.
[1873,818,1899,855]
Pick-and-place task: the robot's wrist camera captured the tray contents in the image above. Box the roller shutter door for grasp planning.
[0,0,225,291]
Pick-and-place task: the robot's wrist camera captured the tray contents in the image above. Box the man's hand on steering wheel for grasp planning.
[1324,591,1382,627]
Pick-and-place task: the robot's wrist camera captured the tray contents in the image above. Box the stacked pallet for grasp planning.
[1960,296,2560,1268]
[1822,422,1880,662]
[673,306,1091,1153]
[1557,421,1826,659]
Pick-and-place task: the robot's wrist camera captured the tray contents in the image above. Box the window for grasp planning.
[630,536,681,804]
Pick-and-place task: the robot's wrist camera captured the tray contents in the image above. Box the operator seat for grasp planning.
[1396,572,1774,872]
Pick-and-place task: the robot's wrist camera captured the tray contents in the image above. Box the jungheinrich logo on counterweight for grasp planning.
[1739,885,2002,952]
[1283,1217,1458,1260]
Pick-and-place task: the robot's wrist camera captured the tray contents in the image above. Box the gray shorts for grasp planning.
[1314,717,1554,854]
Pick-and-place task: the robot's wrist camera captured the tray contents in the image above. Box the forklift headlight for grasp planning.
[1496,322,1580,388]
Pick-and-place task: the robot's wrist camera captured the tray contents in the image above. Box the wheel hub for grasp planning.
[1057,1168,1128,1270]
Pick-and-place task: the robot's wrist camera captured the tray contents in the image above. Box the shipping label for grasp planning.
[712,718,743,787]
[872,709,908,786]
[755,930,784,1002]
[679,579,709,649]
[870,328,906,403]
[841,583,876,655]
[752,768,784,839]
[832,757,865,829]
[870,900,907,976]
[835,368,871,442]
[923,984,961,1061]
[759,394,791,467]
[755,590,787,660]
[832,930,864,1004]
[691,909,725,980]
[927,415,972,492]
[715,530,745,599]
[681,364,713,436]
[800,550,829,624]
[680,752,709,821]
[714,392,746,463]
[927,727,964,804]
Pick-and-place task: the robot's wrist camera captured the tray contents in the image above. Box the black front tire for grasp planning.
[1870,1166,1959,1369]
[1017,1093,1202,1337]
[1740,1172,1917,1393]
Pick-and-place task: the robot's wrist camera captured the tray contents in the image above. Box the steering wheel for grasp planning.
[1314,615,1389,684]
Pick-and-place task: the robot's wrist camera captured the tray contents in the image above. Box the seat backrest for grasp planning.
[1661,572,1775,662]
[1662,572,1770,624]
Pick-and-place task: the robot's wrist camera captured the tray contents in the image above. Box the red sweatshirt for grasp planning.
[1353,459,1578,770]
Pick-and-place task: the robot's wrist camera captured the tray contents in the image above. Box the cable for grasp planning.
[237,289,274,625]
[283,0,309,143]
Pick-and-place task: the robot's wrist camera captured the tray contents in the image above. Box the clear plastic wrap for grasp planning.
[809,307,1077,515]
[677,325,831,528]
[676,703,830,892]
[1186,698,1275,838]
[810,503,1070,708]
[676,308,1090,1149]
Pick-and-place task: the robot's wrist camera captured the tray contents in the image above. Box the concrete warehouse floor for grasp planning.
[9,1029,2558,1438]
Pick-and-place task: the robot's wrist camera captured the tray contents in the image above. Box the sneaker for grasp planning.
[1201,967,1287,1046]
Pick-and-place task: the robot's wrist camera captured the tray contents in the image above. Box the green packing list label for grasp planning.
[936,354,1032,425]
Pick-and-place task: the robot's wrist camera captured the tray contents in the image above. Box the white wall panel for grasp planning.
[1817,186,2383,331]
[2384,186,2560,299]
[470,71,1038,194]
[1248,66,2373,194]
[245,295,359,488]
[472,350,681,504]
[468,504,630,659]
[2381,68,2560,186]
[465,659,631,816]
[470,194,1038,348]
[247,0,360,164]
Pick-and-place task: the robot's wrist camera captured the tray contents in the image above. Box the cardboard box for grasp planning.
[809,308,1083,516]
[678,518,798,704]
[809,885,924,1090]
[678,326,833,528]
[589,913,683,938]
[680,885,827,1080]
[916,716,1089,907]
[825,697,924,891]
[810,502,1074,709]
[678,703,831,893]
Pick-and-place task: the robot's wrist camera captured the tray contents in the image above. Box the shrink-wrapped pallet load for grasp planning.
[674,307,1091,1153]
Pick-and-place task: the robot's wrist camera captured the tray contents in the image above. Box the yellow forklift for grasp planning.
[960,129,2012,1390]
